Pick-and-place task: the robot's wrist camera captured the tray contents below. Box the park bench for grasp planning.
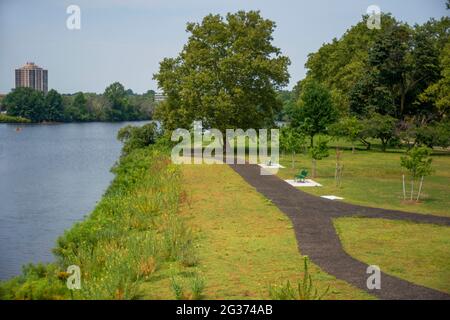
[294,169,308,183]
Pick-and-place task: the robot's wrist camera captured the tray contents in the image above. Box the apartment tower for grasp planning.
[15,62,48,93]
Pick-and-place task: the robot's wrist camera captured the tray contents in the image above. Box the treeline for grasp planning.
[0,82,155,123]
[278,11,450,150]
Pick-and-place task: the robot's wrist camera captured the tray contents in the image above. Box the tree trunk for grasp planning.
[400,88,406,117]
[312,159,317,178]
[291,152,295,168]
[310,135,314,148]
[360,138,371,150]
[381,139,387,152]
[410,178,414,201]
[352,144,355,154]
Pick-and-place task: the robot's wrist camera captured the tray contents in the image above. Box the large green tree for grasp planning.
[64,92,90,121]
[45,89,64,122]
[301,14,398,115]
[104,82,130,121]
[3,87,46,122]
[154,11,290,136]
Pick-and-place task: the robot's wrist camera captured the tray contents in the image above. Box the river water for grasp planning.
[0,122,146,280]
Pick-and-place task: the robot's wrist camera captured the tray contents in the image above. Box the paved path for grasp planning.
[229,164,450,300]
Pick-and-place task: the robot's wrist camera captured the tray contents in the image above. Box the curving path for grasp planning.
[229,164,450,300]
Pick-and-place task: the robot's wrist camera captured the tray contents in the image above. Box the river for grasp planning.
[0,122,147,280]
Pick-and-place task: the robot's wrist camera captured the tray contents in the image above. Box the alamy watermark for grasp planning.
[66,265,81,290]
[170,121,279,175]
[366,265,381,290]
[367,5,381,30]
[66,5,81,30]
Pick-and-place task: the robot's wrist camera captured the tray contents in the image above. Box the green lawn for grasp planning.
[277,142,450,217]
[144,164,373,300]
[334,217,450,294]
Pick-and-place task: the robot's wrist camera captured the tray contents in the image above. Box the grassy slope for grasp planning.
[171,164,374,300]
[277,147,450,217]
[1,147,201,300]
[335,217,450,294]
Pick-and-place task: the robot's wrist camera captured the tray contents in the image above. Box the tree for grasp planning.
[280,127,306,168]
[45,89,64,121]
[309,139,329,178]
[364,113,397,151]
[104,82,130,121]
[415,120,450,148]
[302,14,398,115]
[154,11,290,143]
[418,42,450,119]
[400,147,433,201]
[291,81,337,147]
[3,87,46,122]
[64,92,89,121]
[330,116,364,153]
[117,122,159,155]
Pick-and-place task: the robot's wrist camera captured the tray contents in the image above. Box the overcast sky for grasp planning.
[0,0,447,94]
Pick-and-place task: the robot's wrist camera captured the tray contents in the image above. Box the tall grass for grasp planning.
[0,145,199,300]
[268,256,329,300]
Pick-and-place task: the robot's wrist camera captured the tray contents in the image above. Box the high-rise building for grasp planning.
[15,62,48,93]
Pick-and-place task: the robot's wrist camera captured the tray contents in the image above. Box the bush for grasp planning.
[117,122,160,155]
[0,263,68,300]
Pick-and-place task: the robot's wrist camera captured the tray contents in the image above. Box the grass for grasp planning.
[2,132,448,299]
[0,145,202,300]
[0,114,31,123]
[334,217,450,294]
[277,141,450,217]
[147,163,374,300]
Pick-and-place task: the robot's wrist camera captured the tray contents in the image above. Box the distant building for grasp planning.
[154,93,167,103]
[15,62,48,93]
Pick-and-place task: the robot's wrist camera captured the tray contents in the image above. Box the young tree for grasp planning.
[400,147,433,201]
[364,113,397,152]
[154,11,290,148]
[291,81,338,147]
[330,116,364,153]
[280,127,306,168]
[309,139,329,178]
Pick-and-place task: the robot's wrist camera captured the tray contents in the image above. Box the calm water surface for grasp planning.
[0,122,146,280]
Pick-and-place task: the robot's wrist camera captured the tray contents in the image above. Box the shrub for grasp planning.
[268,257,329,300]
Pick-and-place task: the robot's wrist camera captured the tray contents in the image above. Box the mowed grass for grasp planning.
[334,217,450,294]
[175,164,374,300]
[277,144,450,217]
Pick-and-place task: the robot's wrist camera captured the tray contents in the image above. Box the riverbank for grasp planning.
[0,143,202,299]
[0,114,31,123]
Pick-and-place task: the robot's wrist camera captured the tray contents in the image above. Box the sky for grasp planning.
[0,0,447,94]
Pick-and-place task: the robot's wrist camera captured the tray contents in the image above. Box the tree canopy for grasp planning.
[2,82,155,123]
[154,11,290,133]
